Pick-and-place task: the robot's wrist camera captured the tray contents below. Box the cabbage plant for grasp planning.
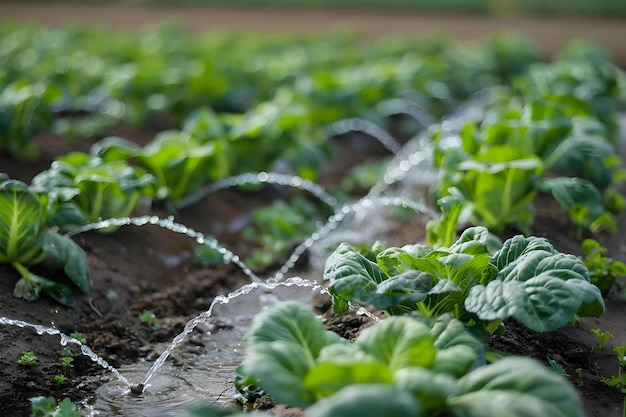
[325,226,604,333]
[233,301,584,417]
[31,152,156,232]
[0,178,89,306]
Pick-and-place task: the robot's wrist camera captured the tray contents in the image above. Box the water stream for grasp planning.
[0,317,130,387]
[66,215,261,283]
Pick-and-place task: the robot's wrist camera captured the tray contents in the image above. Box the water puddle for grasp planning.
[82,281,323,416]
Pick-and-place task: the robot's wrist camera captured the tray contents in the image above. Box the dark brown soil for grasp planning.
[0,5,625,417]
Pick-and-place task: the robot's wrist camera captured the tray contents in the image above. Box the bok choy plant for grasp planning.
[0,178,89,307]
[234,301,584,417]
[31,151,155,231]
[325,226,604,333]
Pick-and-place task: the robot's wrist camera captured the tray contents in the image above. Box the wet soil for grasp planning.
[1,5,626,417]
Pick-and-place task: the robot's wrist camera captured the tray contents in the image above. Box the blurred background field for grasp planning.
[6,0,626,16]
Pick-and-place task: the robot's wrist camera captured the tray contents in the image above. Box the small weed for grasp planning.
[591,328,614,349]
[106,289,118,301]
[69,332,87,344]
[18,351,38,366]
[54,375,68,385]
[26,381,36,389]
[30,396,81,417]
[582,239,626,297]
[547,355,568,378]
[138,309,159,329]
[601,345,626,394]
[60,356,74,372]
[575,368,584,387]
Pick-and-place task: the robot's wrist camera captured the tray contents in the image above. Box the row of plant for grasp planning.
[186,227,620,416]
[2,23,626,309]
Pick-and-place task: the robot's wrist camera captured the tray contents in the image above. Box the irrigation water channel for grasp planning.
[0,93,489,416]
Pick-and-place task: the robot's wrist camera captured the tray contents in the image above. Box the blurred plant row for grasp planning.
[1,23,626,305]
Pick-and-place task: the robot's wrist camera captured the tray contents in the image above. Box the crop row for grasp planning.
[1,23,625,305]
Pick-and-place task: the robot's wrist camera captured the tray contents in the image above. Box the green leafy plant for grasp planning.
[31,151,156,231]
[0,80,62,159]
[0,179,89,307]
[54,375,68,385]
[17,351,38,366]
[582,239,626,296]
[235,301,585,417]
[325,226,604,333]
[601,346,626,394]
[590,328,614,349]
[95,128,228,209]
[30,396,81,417]
[241,196,323,268]
[138,309,159,329]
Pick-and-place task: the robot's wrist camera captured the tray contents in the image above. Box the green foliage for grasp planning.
[54,375,68,385]
[30,396,81,417]
[17,351,38,366]
[601,346,626,394]
[582,239,626,296]
[69,332,87,345]
[590,328,614,349]
[0,80,62,159]
[242,196,323,268]
[325,227,604,332]
[0,179,89,307]
[138,309,160,329]
[236,301,584,417]
[31,152,156,231]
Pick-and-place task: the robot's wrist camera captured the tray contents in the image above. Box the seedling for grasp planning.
[601,345,626,394]
[138,309,159,329]
[590,328,614,349]
[54,375,68,385]
[60,356,74,373]
[69,332,87,345]
[18,351,38,366]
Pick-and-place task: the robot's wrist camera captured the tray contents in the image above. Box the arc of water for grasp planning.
[271,196,438,282]
[331,118,403,154]
[177,171,339,209]
[0,317,131,387]
[66,215,261,283]
[366,89,492,201]
[140,276,328,391]
[376,97,436,128]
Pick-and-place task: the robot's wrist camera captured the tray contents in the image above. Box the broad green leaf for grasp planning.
[304,361,393,398]
[449,357,584,417]
[448,226,494,255]
[39,232,90,293]
[394,367,459,412]
[306,385,421,417]
[13,273,75,307]
[0,180,45,265]
[354,316,436,371]
[465,273,604,332]
[490,235,555,270]
[243,341,316,408]
[325,243,389,313]
[244,301,341,360]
